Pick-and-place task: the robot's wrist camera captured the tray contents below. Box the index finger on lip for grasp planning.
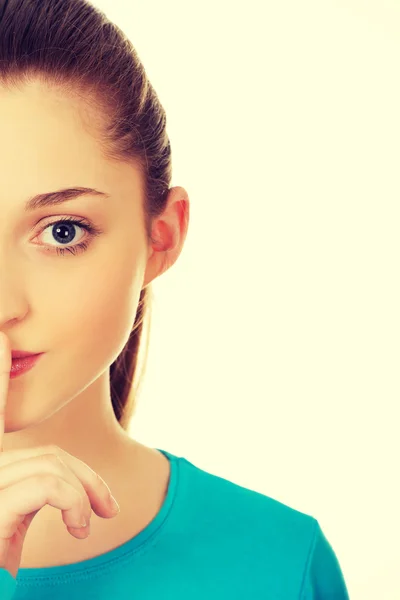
[0,332,11,453]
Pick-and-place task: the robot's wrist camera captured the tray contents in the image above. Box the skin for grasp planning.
[0,79,189,567]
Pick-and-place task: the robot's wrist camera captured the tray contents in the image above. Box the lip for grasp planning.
[11,350,42,360]
[10,353,44,378]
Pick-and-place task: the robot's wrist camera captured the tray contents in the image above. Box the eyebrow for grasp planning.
[25,187,110,211]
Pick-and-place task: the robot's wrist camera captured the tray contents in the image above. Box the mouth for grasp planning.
[10,353,45,378]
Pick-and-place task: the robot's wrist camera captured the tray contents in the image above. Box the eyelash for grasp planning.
[36,216,103,257]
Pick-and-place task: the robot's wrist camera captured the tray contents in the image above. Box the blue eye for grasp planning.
[37,216,103,257]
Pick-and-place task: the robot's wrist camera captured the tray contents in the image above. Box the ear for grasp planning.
[142,186,190,288]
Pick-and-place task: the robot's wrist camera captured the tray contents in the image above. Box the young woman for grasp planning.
[0,0,349,598]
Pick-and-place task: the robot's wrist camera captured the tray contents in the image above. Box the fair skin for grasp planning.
[0,79,189,567]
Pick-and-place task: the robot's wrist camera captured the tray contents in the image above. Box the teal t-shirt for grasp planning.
[0,448,349,598]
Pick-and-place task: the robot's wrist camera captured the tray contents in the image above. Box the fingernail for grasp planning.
[109,495,120,514]
[78,518,88,528]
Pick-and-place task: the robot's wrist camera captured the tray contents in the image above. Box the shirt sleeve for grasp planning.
[300,519,350,599]
[0,567,16,599]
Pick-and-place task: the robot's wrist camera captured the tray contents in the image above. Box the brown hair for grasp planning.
[0,0,176,430]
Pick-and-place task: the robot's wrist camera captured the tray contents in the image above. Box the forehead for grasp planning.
[0,81,140,205]
[0,81,103,169]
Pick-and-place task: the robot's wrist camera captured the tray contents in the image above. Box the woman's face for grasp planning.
[0,79,151,434]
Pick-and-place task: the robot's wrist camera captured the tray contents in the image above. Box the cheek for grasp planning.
[80,273,139,358]
[43,257,143,368]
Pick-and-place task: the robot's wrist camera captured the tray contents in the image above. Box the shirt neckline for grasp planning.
[16,448,179,584]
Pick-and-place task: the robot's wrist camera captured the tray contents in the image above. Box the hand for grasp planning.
[0,331,119,580]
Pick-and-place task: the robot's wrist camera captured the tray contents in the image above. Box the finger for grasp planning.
[0,333,11,454]
[0,446,118,520]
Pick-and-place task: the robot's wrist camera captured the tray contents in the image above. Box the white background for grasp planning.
[92,2,400,598]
